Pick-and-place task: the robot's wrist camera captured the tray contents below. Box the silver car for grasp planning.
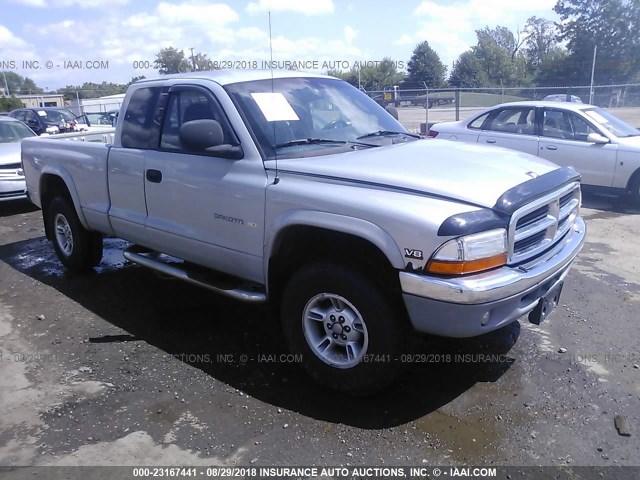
[0,116,36,201]
[429,101,640,204]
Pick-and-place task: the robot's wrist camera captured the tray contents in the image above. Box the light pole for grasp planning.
[589,45,597,105]
[2,70,9,96]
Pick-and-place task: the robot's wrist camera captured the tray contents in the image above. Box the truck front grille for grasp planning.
[508,182,581,265]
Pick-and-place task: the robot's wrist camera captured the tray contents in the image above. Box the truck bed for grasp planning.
[21,130,115,229]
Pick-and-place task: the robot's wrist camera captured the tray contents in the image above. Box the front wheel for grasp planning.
[47,196,103,272]
[281,262,408,394]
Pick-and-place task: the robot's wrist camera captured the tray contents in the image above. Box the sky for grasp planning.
[0,0,560,92]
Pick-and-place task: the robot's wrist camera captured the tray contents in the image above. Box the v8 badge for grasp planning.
[404,248,423,260]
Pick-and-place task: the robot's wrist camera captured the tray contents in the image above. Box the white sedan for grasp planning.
[429,101,640,204]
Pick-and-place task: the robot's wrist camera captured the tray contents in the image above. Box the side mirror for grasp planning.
[180,119,224,150]
[179,119,243,159]
[385,105,399,120]
[587,132,609,144]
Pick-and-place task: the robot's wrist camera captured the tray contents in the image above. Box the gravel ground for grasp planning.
[0,194,638,470]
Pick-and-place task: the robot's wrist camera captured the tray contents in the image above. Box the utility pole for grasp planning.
[2,71,9,96]
[189,48,196,72]
[589,45,597,105]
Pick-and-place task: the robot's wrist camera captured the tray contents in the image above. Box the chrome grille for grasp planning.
[508,182,581,264]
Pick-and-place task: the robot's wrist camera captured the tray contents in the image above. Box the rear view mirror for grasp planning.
[587,132,609,144]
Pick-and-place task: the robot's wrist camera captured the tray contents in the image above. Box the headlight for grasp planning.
[426,228,507,275]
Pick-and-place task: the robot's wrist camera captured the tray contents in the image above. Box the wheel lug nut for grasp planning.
[344,326,351,333]
[339,316,345,323]
[341,334,347,340]
[327,323,333,329]
[332,333,338,339]
[330,315,335,321]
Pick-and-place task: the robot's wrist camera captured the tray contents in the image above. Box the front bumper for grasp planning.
[0,176,27,202]
[400,217,586,338]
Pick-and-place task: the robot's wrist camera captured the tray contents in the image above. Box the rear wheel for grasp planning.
[281,262,407,394]
[630,174,640,207]
[48,196,103,272]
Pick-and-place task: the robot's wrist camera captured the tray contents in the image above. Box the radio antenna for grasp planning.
[269,11,279,184]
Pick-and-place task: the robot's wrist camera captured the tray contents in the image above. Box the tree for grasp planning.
[56,81,127,101]
[523,17,558,71]
[554,0,640,84]
[0,95,23,112]
[0,72,44,95]
[473,26,528,86]
[154,47,190,75]
[191,53,218,71]
[449,51,487,87]
[532,49,574,86]
[406,41,446,88]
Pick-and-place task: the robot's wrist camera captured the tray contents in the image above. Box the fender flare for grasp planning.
[265,209,405,279]
[40,165,90,230]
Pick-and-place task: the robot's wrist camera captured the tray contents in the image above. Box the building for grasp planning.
[15,94,66,108]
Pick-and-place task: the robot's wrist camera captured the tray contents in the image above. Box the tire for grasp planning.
[281,262,408,394]
[47,196,103,272]
[630,175,640,207]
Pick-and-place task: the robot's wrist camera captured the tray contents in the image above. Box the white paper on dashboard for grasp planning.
[251,92,299,122]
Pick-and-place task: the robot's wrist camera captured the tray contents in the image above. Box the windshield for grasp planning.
[0,120,36,143]
[583,108,640,138]
[224,77,410,159]
[39,109,75,123]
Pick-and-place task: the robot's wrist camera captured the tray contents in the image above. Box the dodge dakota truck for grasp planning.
[22,71,586,393]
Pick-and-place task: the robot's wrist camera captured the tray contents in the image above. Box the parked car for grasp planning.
[75,110,119,131]
[0,116,36,201]
[22,71,585,393]
[9,107,81,135]
[543,94,583,103]
[429,101,640,203]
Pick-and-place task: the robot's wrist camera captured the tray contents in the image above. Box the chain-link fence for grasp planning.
[366,84,640,134]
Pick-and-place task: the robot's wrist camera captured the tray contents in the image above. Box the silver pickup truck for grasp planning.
[22,71,586,393]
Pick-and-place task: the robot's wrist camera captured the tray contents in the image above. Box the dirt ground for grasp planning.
[0,193,638,471]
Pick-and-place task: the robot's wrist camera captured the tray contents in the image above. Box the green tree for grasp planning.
[523,16,558,73]
[0,95,23,112]
[449,51,487,87]
[0,72,44,95]
[406,41,446,88]
[154,47,190,75]
[554,0,640,84]
[473,26,528,86]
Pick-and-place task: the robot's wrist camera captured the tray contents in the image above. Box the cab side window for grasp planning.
[485,107,535,135]
[160,90,231,151]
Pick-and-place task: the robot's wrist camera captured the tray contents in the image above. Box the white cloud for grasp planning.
[11,0,129,7]
[246,0,334,15]
[344,26,358,44]
[410,0,559,69]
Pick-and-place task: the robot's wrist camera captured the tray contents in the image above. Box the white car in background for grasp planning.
[0,116,36,201]
[429,101,640,204]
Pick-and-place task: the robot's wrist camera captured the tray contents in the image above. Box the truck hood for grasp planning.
[0,142,21,167]
[274,139,559,209]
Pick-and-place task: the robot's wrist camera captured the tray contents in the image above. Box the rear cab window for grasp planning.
[121,87,162,149]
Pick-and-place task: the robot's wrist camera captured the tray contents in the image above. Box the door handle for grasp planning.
[485,139,496,144]
[146,169,163,183]
[546,145,558,151]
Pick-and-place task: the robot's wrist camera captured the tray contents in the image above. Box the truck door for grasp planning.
[143,85,267,283]
[107,86,163,245]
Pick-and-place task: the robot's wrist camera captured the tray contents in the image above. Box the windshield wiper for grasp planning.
[357,130,420,140]
[274,138,378,149]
